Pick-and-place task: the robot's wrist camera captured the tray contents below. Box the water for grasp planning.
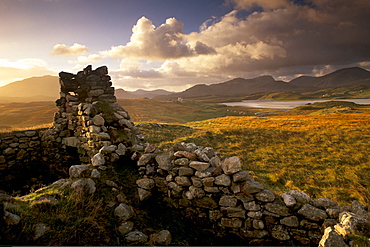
[222,99,370,110]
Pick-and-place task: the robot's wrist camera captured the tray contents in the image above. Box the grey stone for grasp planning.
[335,212,370,237]
[202,177,215,187]
[119,118,133,129]
[106,180,118,187]
[136,178,155,190]
[115,203,134,221]
[271,225,290,241]
[100,145,117,154]
[33,223,50,240]
[247,211,263,219]
[3,147,15,155]
[138,188,152,201]
[150,230,172,245]
[195,167,214,178]
[240,230,268,239]
[25,130,36,137]
[311,197,340,210]
[219,196,238,207]
[194,149,210,162]
[193,197,218,209]
[92,115,105,126]
[99,132,111,140]
[215,174,231,186]
[175,176,192,186]
[125,231,148,243]
[221,218,243,228]
[351,200,367,216]
[138,154,154,166]
[89,125,101,133]
[189,186,205,199]
[168,182,183,193]
[209,156,221,167]
[189,161,210,172]
[326,208,342,219]
[221,206,246,218]
[91,153,105,166]
[264,202,290,216]
[222,156,242,175]
[118,221,134,235]
[298,204,328,221]
[241,180,264,194]
[86,178,96,194]
[70,179,88,193]
[281,192,297,207]
[319,227,348,247]
[174,158,189,166]
[178,167,194,176]
[255,189,275,202]
[204,186,220,193]
[233,170,251,182]
[69,164,90,178]
[253,219,265,229]
[191,177,203,187]
[156,155,173,171]
[116,143,127,156]
[243,201,261,211]
[91,169,101,178]
[4,211,21,225]
[286,190,311,205]
[280,216,299,227]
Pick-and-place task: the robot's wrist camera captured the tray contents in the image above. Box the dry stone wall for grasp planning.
[135,142,370,246]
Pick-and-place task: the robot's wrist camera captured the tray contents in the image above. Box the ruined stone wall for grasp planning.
[135,142,370,246]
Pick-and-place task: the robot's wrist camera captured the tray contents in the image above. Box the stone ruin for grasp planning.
[1,65,369,246]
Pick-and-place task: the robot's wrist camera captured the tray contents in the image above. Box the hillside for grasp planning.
[155,67,370,100]
[0,75,59,102]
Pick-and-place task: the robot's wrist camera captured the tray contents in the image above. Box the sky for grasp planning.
[0,0,369,92]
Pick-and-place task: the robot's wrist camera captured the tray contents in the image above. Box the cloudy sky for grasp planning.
[1,0,369,91]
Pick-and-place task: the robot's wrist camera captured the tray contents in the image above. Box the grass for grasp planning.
[140,112,370,206]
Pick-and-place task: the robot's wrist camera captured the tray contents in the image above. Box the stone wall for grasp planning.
[135,142,370,246]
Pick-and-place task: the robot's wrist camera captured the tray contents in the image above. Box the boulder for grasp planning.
[222,156,242,175]
[114,203,134,221]
[150,230,172,245]
[189,161,210,172]
[298,204,328,221]
[118,221,134,235]
[125,231,148,243]
[319,227,348,247]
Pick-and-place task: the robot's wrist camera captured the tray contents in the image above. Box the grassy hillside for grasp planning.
[140,112,370,206]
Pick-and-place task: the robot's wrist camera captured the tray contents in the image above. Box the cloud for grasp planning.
[102,16,215,60]
[67,54,102,64]
[50,43,88,56]
[0,59,56,86]
[229,0,290,10]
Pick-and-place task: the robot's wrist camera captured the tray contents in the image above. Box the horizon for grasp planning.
[1,0,369,92]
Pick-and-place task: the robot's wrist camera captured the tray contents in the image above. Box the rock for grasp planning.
[145,143,156,153]
[281,193,297,207]
[175,176,192,186]
[233,170,251,182]
[100,145,117,154]
[91,169,101,178]
[33,223,50,240]
[255,190,275,202]
[69,164,90,178]
[191,177,203,188]
[286,190,310,205]
[193,197,218,209]
[125,231,148,243]
[118,221,134,235]
[92,115,105,126]
[319,227,348,247]
[280,216,299,227]
[89,125,101,133]
[0,156,5,164]
[221,206,246,218]
[195,167,214,178]
[114,203,134,221]
[70,179,88,193]
[4,211,21,225]
[298,204,328,221]
[99,132,111,140]
[91,153,105,166]
[351,200,367,216]
[240,230,269,239]
[209,156,221,167]
[335,212,370,237]
[136,178,155,190]
[209,210,223,222]
[116,143,127,156]
[219,196,238,207]
[326,208,342,219]
[311,198,340,210]
[188,186,205,199]
[150,230,172,245]
[178,167,194,176]
[138,154,154,166]
[214,174,231,186]
[174,158,190,166]
[106,180,118,187]
[189,161,210,172]
[174,151,197,160]
[271,225,290,241]
[241,180,264,194]
[25,130,37,137]
[138,188,152,201]
[264,202,290,216]
[86,178,96,194]
[156,155,173,170]
[61,137,81,147]
[221,218,243,228]
[194,149,210,162]
[221,156,242,175]
[202,177,215,187]
[253,219,265,229]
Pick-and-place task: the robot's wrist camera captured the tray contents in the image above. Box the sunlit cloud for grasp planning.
[50,43,88,56]
[67,54,102,64]
[0,59,55,86]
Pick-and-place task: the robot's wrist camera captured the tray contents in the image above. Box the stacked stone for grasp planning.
[52,65,143,162]
[135,142,370,246]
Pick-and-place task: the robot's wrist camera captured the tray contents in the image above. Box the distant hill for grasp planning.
[155,67,370,100]
[0,75,59,102]
[115,88,173,99]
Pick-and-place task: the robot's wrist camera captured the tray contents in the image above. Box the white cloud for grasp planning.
[50,43,88,56]
[67,54,102,64]
[102,16,215,60]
